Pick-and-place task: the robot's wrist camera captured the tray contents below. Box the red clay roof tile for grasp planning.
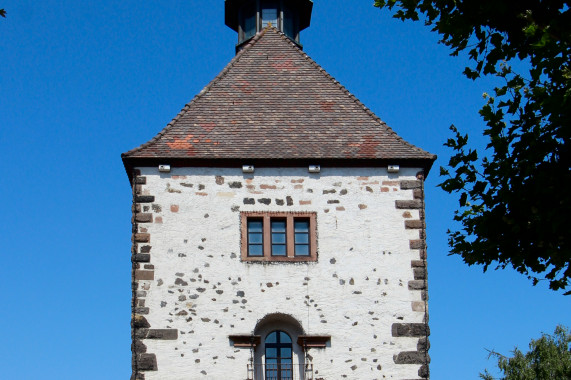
[122,27,436,170]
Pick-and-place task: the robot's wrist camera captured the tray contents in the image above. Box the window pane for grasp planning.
[271,220,286,232]
[249,233,263,244]
[294,220,309,232]
[244,12,256,39]
[295,232,308,244]
[283,6,294,38]
[248,220,263,232]
[265,332,277,343]
[272,244,286,256]
[280,347,292,358]
[279,332,291,343]
[272,232,286,244]
[248,244,263,256]
[265,358,277,377]
[261,4,278,27]
[247,219,264,256]
[266,347,277,358]
[281,360,292,377]
[295,244,309,256]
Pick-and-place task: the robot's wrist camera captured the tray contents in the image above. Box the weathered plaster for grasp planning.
[131,166,429,379]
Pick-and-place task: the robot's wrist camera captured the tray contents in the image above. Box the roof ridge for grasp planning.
[121,30,269,158]
[269,28,433,156]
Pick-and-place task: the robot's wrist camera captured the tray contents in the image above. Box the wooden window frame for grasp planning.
[241,212,317,262]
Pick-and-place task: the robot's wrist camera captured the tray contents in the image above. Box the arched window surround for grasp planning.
[253,313,306,380]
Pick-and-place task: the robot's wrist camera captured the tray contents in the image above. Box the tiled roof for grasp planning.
[122,27,436,170]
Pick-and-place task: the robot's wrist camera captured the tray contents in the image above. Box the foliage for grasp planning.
[374,0,571,293]
[0,9,5,18]
[480,325,571,380]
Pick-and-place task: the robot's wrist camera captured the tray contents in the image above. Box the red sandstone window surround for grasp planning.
[240,212,317,262]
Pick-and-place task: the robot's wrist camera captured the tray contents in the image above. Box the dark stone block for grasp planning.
[405,220,423,229]
[411,260,425,268]
[414,268,427,280]
[134,254,151,263]
[395,200,422,209]
[393,351,427,364]
[135,270,154,281]
[132,315,151,329]
[137,353,158,371]
[131,372,146,380]
[275,199,284,206]
[133,339,147,353]
[134,328,149,339]
[140,245,152,253]
[408,280,426,290]
[136,196,155,203]
[410,239,425,249]
[135,176,147,185]
[258,198,271,205]
[417,337,430,352]
[136,213,153,223]
[400,180,422,189]
[134,234,150,243]
[175,278,188,286]
[243,198,255,205]
[418,364,430,378]
[392,323,430,337]
[135,307,149,315]
[229,181,242,188]
[147,329,178,340]
[286,196,293,206]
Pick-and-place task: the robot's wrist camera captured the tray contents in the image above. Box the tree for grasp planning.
[480,325,571,380]
[0,9,5,18]
[374,0,571,293]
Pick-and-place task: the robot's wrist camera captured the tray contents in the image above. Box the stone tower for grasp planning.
[123,2,435,379]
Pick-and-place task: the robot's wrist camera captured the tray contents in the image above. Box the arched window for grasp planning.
[265,331,293,380]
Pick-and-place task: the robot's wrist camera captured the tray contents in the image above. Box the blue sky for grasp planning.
[1,1,569,379]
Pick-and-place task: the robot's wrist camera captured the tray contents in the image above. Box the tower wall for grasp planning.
[130,166,430,380]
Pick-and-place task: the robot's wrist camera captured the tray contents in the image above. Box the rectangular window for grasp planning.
[282,5,294,39]
[241,212,317,262]
[294,219,309,256]
[271,219,287,256]
[244,7,256,39]
[247,219,264,257]
[261,4,278,28]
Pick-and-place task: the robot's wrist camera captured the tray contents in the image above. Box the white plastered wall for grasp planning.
[136,166,426,380]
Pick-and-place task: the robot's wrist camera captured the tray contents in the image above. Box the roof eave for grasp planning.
[122,155,436,184]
